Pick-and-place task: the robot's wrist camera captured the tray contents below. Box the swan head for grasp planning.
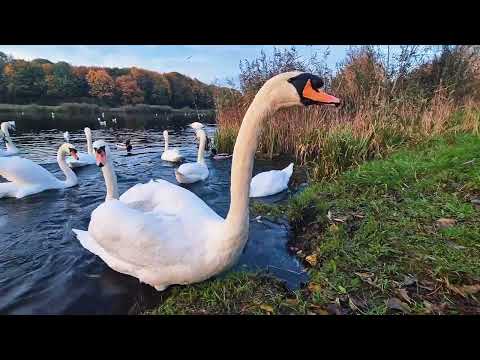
[93,140,111,168]
[1,121,15,134]
[163,130,169,139]
[60,143,79,160]
[84,127,91,137]
[263,71,341,110]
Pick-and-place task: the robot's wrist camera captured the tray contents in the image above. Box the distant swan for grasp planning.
[161,130,183,162]
[0,122,19,157]
[66,128,96,168]
[0,143,79,199]
[189,122,204,130]
[72,71,340,291]
[249,163,294,198]
[175,129,209,184]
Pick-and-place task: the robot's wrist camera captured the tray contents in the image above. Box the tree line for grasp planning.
[0,51,228,109]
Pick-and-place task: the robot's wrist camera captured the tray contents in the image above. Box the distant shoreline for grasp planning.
[0,103,216,131]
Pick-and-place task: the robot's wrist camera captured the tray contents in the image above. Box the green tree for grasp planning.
[3,60,46,103]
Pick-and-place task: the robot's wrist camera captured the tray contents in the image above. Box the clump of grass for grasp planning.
[143,272,305,315]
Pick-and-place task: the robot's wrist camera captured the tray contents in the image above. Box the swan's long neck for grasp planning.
[86,131,94,156]
[197,132,206,164]
[57,150,78,187]
[2,126,17,152]
[102,158,119,201]
[164,133,169,151]
[225,88,275,233]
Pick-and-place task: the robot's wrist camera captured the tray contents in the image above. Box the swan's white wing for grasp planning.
[77,191,224,289]
[177,162,208,180]
[161,149,183,162]
[249,169,290,197]
[120,179,220,219]
[0,156,60,187]
[66,152,95,168]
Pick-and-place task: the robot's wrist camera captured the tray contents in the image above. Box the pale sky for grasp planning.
[0,45,402,86]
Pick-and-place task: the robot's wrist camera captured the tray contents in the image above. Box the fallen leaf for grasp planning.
[461,284,480,295]
[444,278,467,298]
[436,218,457,229]
[285,298,299,306]
[309,305,329,315]
[423,300,448,314]
[308,282,322,293]
[402,275,418,287]
[387,297,411,313]
[354,272,374,279]
[329,224,339,232]
[326,303,343,315]
[260,304,274,313]
[396,288,413,304]
[333,217,347,223]
[305,254,318,266]
[423,300,433,314]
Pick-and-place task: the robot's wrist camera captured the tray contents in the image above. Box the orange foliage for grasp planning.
[86,69,114,99]
[115,75,144,105]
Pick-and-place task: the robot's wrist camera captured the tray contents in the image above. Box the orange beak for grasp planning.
[303,79,340,106]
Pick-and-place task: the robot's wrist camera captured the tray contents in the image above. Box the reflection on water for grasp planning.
[0,125,307,314]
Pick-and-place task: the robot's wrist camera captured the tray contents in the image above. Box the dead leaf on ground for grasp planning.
[402,274,418,287]
[305,254,318,267]
[259,304,274,313]
[387,297,411,313]
[329,224,339,232]
[309,304,329,315]
[396,288,413,304]
[461,284,480,295]
[308,282,322,293]
[326,303,343,315]
[354,271,374,280]
[423,300,448,314]
[436,218,457,229]
[285,298,299,306]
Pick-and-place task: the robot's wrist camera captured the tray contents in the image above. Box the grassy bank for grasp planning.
[144,132,480,315]
[0,103,215,130]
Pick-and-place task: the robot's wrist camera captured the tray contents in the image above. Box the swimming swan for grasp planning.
[0,143,79,199]
[161,130,183,162]
[175,129,209,184]
[189,122,204,130]
[72,72,340,291]
[66,128,96,168]
[0,122,19,157]
[249,163,294,197]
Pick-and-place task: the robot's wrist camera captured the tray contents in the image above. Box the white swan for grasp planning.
[0,122,19,157]
[249,163,294,198]
[0,143,79,199]
[189,122,204,130]
[161,130,183,162]
[72,71,340,291]
[66,128,96,168]
[175,129,209,184]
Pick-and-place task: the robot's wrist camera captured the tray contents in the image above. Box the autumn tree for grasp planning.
[86,69,115,102]
[150,73,171,105]
[165,72,195,108]
[3,60,46,103]
[115,75,144,105]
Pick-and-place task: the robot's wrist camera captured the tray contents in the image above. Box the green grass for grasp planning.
[144,133,480,315]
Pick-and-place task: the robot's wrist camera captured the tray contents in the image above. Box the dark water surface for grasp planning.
[0,125,307,314]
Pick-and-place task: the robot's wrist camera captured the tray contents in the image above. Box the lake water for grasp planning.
[0,125,307,314]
